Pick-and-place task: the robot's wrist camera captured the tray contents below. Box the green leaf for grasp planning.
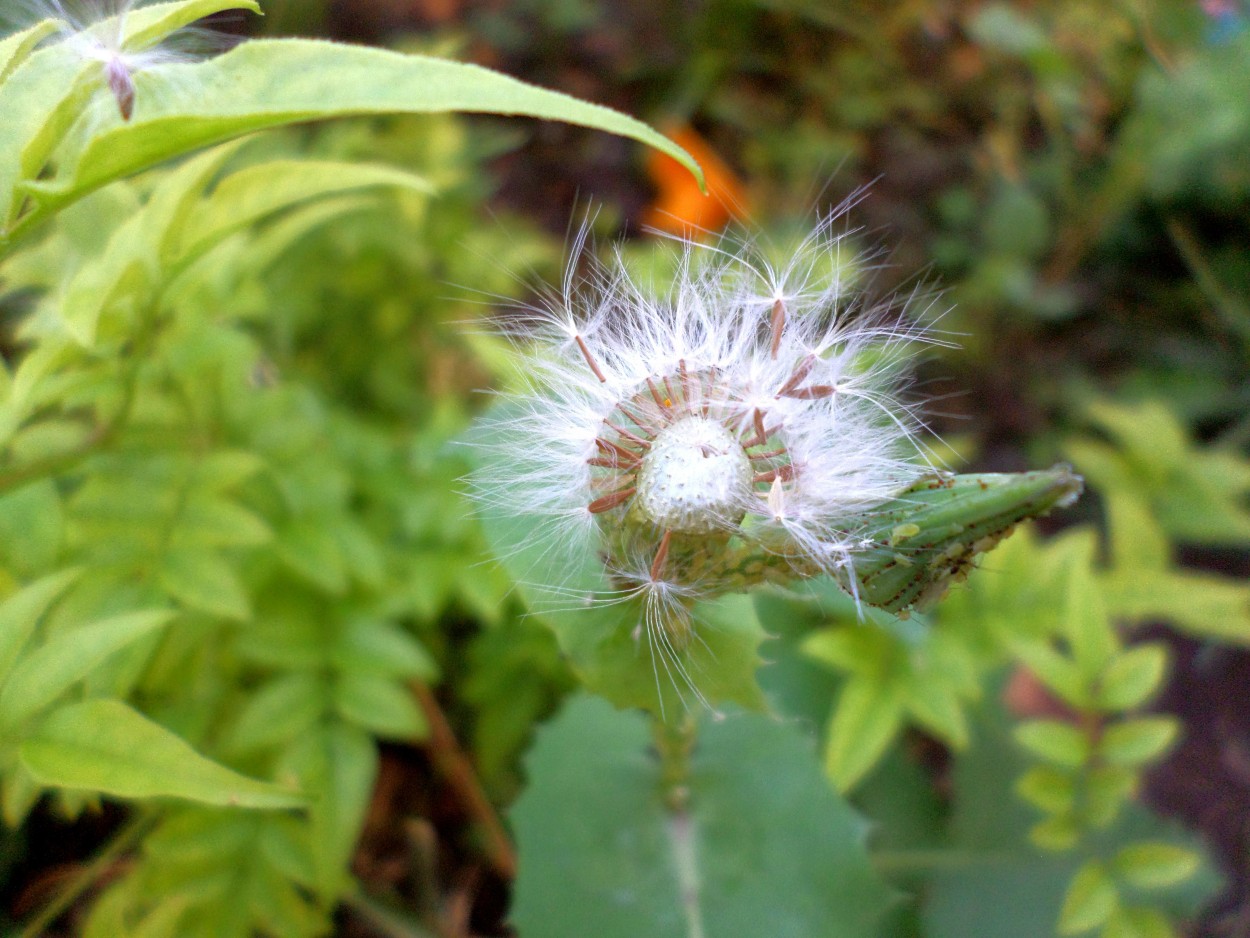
[0,608,173,728]
[334,619,437,680]
[1085,765,1138,829]
[2,760,42,827]
[1063,552,1115,679]
[170,495,272,549]
[20,699,304,807]
[280,721,377,899]
[1113,843,1200,889]
[224,672,325,756]
[1100,718,1178,767]
[275,519,347,594]
[0,567,80,684]
[195,450,267,492]
[1073,400,1250,546]
[177,159,430,262]
[1098,646,1168,711]
[1029,814,1082,852]
[332,672,427,741]
[0,44,90,230]
[23,38,701,218]
[55,140,244,344]
[0,19,58,85]
[119,1,264,55]
[1011,640,1089,709]
[1015,766,1076,816]
[905,681,971,749]
[1058,860,1118,935]
[511,695,893,938]
[824,677,906,792]
[1014,720,1090,769]
[1101,492,1250,645]
[1103,906,1175,938]
[1107,569,1250,646]
[158,548,251,620]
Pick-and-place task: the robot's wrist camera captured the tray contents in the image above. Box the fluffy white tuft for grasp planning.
[475,208,943,567]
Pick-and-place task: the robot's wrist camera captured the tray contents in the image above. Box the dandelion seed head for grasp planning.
[472,203,943,704]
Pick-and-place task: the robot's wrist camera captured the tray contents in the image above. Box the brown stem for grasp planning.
[412,683,518,882]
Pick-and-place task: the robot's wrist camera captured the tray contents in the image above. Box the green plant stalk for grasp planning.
[652,714,706,938]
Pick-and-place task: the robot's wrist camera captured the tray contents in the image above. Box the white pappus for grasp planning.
[472,206,946,702]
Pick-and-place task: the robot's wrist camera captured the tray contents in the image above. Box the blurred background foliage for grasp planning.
[1,0,1248,936]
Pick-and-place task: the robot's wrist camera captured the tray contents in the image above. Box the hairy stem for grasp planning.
[653,714,705,938]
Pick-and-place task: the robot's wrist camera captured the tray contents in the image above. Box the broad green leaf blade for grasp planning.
[511,695,893,938]
[836,467,1084,614]
[20,699,304,808]
[32,38,702,211]
[0,567,80,685]
[0,608,173,728]
[0,19,58,85]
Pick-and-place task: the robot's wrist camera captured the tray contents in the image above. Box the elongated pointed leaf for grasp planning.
[0,44,88,229]
[56,141,243,343]
[119,0,263,54]
[0,567,81,685]
[176,159,431,263]
[20,698,304,808]
[0,19,58,85]
[823,676,907,792]
[0,609,173,727]
[27,38,701,214]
